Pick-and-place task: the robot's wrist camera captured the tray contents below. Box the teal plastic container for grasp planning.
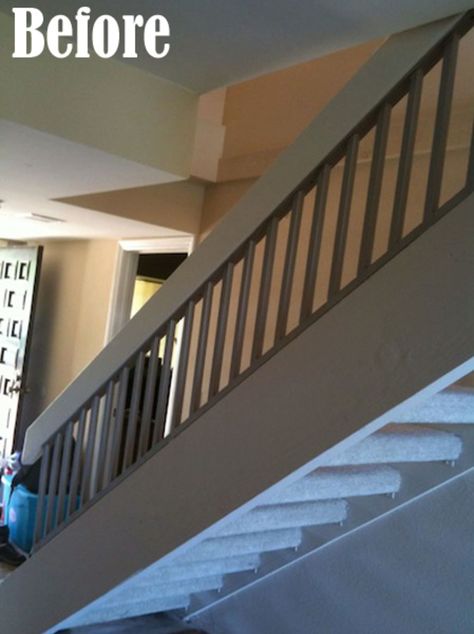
[1,475,80,553]
[2,475,37,553]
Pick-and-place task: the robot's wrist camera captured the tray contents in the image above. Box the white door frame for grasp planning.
[87,236,195,490]
[104,235,195,344]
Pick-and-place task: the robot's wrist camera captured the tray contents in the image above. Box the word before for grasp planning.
[12,7,170,59]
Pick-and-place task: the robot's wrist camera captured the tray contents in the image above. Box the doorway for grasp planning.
[105,236,195,344]
[131,252,187,318]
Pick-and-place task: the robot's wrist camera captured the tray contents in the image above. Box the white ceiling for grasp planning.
[0,0,472,92]
[0,120,189,240]
[1,1,472,242]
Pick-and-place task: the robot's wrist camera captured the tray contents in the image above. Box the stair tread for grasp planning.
[264,465,401,504]
[73,595,191,628]
[145,554,261,583]
[215,500,347,537]
[394,387,474,424]
[322,425,462,466]
[182,528,302,562]
[114,574,223,600]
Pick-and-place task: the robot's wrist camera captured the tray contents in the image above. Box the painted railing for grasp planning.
[32,13,474,550]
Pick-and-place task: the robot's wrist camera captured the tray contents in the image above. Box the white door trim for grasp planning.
[104,235,195,344]
[119,236,196,255]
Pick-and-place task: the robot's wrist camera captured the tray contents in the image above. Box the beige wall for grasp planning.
[191,89,227,182]
[199,39,385,242]
[22,239,117,428]
[222,40,383,160]
[199,178,256,242]
[217,39,384,183]
[199,29,473,240]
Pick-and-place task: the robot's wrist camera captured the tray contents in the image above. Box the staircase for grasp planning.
[57,387,474,629]
[1,13,473,634]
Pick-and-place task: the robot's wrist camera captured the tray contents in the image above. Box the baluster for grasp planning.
[122,352,145,471]
[275,191,304,341]
[358,103,391,273]
[169,302,195,429]
[190,281,214,413]
[93,380,115,494]
[251,216,279,361]
[300,166,331,322]
[229,241,255,381]
[138,337,161,457]
[389,69,424,247]
[81,396,100,505]
[54,420,74,528]
[152,320,176,444]
[44,432,63,535]
[33,442,51,546]
[108,366,130,480]
[329,134,360,296]
[66,408,86,518]
[209,262,234,398]
[424,34,459,219]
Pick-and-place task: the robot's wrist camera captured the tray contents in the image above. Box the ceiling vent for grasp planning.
[1,211,65,224]
[23,212,65,224]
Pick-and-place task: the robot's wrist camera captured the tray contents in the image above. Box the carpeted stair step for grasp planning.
[394,387,474,424]
[182,528,302,562]
[145,554,261,584]
[215,500,347,537]
[84,594,191,625]
[322,425,462,466]
[263,465,401,504]
[114,575,223,602]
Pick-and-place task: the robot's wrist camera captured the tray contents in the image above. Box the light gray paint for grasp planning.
[0,1,472,91]
[1,188,472,633]
[22,15,464,464]
[192,469,474,634]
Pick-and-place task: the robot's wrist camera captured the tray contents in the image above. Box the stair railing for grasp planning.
[31,13,474,550]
